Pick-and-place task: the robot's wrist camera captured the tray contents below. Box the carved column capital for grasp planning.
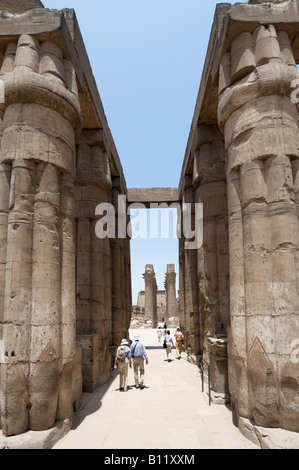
[218,25,297,131]
[0,35,82,131]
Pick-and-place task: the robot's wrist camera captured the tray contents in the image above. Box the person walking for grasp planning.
[163,322,167,337]
[164,330,174,361]
[130,334,149,389]
[174,327,184,359]
[157,326,162,342]
[114,339,132,392]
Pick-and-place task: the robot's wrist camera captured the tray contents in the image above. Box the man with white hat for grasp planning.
[114,339,132,392]
[130,334,149,389]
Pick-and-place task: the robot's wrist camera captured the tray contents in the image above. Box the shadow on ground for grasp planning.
[72,369,118,430]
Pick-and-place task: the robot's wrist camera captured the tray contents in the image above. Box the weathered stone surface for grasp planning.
[0,31,80,431]
[1,0,299,449]
[248,0,287,4]
[218,20,299,432]
[238,416,299,449]
[127,188,179,207]
[0,419,70,449]
[178,0,299,446]
[0,5,130,439]
[0,0,44,14]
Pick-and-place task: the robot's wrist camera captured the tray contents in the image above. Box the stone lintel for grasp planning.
[0,0,44,15]
[0,8,62,38]
[230,1,299,26]
[127,188,180,207]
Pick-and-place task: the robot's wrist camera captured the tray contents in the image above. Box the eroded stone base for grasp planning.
[0,419,71,449]
[238,416,299,449]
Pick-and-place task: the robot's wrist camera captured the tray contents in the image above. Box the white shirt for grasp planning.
[165,334,172,345]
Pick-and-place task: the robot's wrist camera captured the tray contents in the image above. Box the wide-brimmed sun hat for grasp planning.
[121,339,129,345]
[134,335,140,341]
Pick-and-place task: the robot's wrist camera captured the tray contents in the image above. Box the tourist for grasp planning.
[157,326,162,342]
[174,327,184,359]
[164,330,174,361]
[130,334,149,389]
[114,339,132,392]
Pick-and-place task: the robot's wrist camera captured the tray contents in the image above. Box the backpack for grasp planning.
[117,347,126,362]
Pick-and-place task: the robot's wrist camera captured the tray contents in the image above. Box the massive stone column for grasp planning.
[75,131,112,390]
[124,211,133,334]
[0,33,81,435]
[182,177,200,362]
[164,264,177,321]
[191,126,229,401]
[110,177,129,347]
[143,264,157,327]
[192,126,229,371]
[218,23,299,431]
[178,235,186,334]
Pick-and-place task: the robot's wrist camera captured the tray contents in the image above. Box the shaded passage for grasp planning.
[53,329,257,449]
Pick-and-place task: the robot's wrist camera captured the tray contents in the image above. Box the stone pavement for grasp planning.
[53,328,258,450]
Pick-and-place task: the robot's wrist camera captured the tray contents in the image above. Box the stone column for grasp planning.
[182,177,200,362]
[165,264,177,321]
[143,265,157,327]
[218,25,299,431]
[178,235,186,334]
[57,172,76,420]
[75,132,112,390]
[124,211,133,332]
[192,127,229,372]
[0,34,81,436]
[110,178,127,346]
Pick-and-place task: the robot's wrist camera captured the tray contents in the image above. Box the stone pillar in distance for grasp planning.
[143,264,158,327]
[165,264,177,322]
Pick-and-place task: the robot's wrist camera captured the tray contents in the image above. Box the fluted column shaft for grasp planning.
[75,135,112,388]
[193,131,229,367]
[110,179,127,346]
[0,34,81,435]
[182,178,200,358]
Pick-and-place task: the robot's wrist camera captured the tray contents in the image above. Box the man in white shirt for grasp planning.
[130,335,149,389]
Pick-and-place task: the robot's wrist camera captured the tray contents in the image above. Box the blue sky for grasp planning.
[45,0,246,303]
